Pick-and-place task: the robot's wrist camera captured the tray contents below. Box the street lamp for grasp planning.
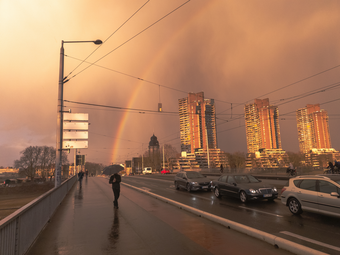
[55,39,102,187]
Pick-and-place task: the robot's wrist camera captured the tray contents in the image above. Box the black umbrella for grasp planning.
[102,164,124,175]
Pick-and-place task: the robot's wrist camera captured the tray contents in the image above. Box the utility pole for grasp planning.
[55,39,102,187]
[163,145,165,170]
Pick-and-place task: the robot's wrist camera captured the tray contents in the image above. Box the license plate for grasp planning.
[202,186,209,189]
[263,194,272,197]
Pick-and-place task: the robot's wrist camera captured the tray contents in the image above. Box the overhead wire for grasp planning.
[64,0,151,80]
[67,0,191,82]
[218,63,340,115]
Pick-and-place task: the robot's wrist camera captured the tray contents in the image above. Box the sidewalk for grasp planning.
[27,177,290,255]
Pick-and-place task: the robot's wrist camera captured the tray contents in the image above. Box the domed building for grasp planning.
[148,134,161,171]
[149,134,159,155]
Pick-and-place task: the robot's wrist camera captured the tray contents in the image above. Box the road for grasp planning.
[122,174,340,255]
[27,177,293,255]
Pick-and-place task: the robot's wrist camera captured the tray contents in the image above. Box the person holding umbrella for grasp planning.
[109,173,121,209]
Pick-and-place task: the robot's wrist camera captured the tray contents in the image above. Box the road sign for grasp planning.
[63,131,88,139]
[64,113,88,121]
[63,141,88,149]
[63,122,88,130]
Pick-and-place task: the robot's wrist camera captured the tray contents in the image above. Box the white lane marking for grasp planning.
[239,206,283,217]
[280,231,340,252]
[141,187,151,191]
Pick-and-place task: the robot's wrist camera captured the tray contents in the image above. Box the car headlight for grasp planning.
[191,182,198,185]
[272,187,277,192]
[249,189,259,194]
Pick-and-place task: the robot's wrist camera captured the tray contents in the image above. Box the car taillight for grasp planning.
[281,187,286,195]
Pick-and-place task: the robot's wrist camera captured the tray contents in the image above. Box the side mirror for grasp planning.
[330,192,340,197]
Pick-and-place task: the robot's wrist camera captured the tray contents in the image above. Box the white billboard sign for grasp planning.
[63,122,88,130]
[64,113,88,121]
[63,131,88,139]
[63,141,88,149]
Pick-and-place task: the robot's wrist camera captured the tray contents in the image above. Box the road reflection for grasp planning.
[74,186,83,207]
[107,210,120,250]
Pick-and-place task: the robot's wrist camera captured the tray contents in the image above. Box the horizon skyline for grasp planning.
[1,0,340,167]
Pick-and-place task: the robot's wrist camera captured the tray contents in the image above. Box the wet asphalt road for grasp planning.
[122,174,340,255]
[27,177,294,255]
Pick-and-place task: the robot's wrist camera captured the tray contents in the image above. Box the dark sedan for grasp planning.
[174,171,212,192]
[212,174,278,202]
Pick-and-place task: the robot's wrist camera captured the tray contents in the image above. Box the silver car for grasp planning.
[281,175,340,217]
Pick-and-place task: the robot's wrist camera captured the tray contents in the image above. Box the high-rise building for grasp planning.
[178,92,217,154]
[244,98,282,153]
[296,104,331,153]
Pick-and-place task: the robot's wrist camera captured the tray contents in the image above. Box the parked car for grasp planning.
[161,169,170,174]
[212,174,278,203]
[281,175,340,217]
[174,171,212,192]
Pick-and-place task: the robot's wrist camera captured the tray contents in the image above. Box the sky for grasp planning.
[1,0,340,167]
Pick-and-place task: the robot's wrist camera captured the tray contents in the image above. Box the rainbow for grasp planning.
[110,1,217,163]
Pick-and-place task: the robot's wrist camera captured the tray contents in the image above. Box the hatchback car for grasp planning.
[161,169,170,174]
[281,175,340,217]
[212,174,278,202]
[174,171,212,192]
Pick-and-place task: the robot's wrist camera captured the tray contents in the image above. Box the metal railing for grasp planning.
[0,176,77,255]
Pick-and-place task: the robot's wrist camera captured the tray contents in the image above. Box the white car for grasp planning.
[143,167,152,175]
[281,175,340,217]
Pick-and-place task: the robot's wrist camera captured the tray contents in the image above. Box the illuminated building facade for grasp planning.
[296,104,331,153]
[244,99,287,169]
[177,92,228,170]
[244,98,282,153]
[178,92,217,154]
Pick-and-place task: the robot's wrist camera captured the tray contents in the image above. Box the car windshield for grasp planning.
[186,172,204,179]
[234,175,259,184]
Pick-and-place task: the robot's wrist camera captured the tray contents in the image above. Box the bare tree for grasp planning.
[39,146,55,178]
[226,152,246,170]
[163,144,178,163]
[286,151,305,168]
[14,146,69,179]
[14,146,42,180]
[85,162,104,176]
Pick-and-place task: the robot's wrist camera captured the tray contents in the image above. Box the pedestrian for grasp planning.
[78,170,84,188]
[85,170,89,179]
[109,173,121,209]
[220,164,223,173]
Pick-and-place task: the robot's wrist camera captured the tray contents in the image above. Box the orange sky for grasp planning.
[1,0,340,166]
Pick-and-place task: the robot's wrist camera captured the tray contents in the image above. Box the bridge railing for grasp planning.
[0,176,77,255]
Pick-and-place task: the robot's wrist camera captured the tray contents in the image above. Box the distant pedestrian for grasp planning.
[85,170,89,179]
[220,164,223,173]
[328,162,334,174]
[78,171,84,188]
[109,173,121,209]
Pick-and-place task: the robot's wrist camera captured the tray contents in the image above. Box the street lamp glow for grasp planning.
[55,39,102,187]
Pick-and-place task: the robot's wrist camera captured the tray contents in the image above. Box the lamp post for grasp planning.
[55,39,102,187]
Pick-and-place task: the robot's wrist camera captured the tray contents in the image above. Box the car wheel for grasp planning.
[186,183,191,192]
[239,191,247,203]
[175,181,179,190]
[288,197,302,215]
[214,187,221,198]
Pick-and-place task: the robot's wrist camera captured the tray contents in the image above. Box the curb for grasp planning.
[122,182,326,255]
